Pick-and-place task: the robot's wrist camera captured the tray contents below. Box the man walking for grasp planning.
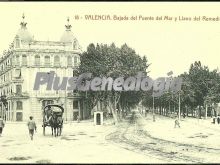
[217,115,220,124]
[174,116,180,128]
[27,116,37,140]
[0,116,5,137]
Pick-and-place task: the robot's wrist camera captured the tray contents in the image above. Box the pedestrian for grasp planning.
[212,117,216,124]
[0,116,5,137]
[45,106,52,123]
[27,116,37,140]
[77,115,80,123]
[217,115,220,124]
[183,113,186,118]
[174,117,180,128]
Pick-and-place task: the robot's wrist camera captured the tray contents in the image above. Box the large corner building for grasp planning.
[0,15,89,122]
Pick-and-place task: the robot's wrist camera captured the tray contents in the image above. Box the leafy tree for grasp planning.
[79,43,150,123]
[178,61,220,118]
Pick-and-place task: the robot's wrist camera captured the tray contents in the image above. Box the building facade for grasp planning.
[0,15,89,122]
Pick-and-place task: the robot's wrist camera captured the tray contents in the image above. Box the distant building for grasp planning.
[0,14,89,122]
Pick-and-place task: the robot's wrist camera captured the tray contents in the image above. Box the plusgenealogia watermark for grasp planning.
[33,71,182,97]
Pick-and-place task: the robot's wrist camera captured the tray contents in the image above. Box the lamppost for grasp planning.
[167,71,175,117]
[203,79,212,119]
[153,94,155,122]
[178,91,181,121]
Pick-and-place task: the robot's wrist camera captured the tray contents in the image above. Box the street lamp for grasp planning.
[178,91,181,121]
[203,79,212,119]
[153,94,155,122]
[167,71,175,118]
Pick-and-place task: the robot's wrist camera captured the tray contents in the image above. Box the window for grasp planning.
[16,85,22,95]
[16,112,23,121]
[15,38,20,48]
[73,70,79,77]
[35,55,40,66]
[73,40,77,49]
[74,56,78,66]
[15,55,20,66]
[22,54,27,66]
[54,55,60,67]
[44,56,50,66]
[6,73,8,82]
[67,56,72,67]
[15,69,21,78]
[73,100,79,109]
[16,101,23,110]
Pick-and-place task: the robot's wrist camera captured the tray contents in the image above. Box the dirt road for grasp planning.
[106,111,220,163]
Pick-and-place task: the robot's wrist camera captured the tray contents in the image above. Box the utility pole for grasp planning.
[178,92,181,120]
[153,95,155,122]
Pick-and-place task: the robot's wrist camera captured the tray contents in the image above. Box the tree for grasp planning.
[79,43,150,123]
[178,61,220,118]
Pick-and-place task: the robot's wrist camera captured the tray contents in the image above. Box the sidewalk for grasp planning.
[183,117,220,131]
[140,113,220,149]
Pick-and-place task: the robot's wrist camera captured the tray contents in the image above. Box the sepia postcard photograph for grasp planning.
[0,1,220,164]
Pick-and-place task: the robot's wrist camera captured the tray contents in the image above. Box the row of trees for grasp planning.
[142,61,220,118]
[79,43,220,123]
[79,43,149,123]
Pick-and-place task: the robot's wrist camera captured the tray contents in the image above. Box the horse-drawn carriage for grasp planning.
[42,104,64,136]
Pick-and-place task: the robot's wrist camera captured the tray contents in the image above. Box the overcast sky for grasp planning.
[0,2,220,78]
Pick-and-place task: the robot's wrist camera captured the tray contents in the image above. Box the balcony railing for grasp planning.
[67,92,81,97]
[9,92,29,97]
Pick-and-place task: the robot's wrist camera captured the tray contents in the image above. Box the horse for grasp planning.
[49,113,63,137]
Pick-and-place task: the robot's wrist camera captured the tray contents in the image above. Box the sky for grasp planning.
[0,2,220,78]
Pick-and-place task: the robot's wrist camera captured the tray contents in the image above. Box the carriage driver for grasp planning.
[45,106,53,123]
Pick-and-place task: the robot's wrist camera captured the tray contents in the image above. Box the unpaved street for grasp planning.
[1,113,220,163]
[0,121,160,163]
[106,111,220,163]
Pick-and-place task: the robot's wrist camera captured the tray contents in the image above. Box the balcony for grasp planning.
[72,66,79,69]
[36,91,60,98]
[12,77,24,83]
[67,91,81,98]
[21,63,28,67]
[0,65,14,76]
[6,65,13,70]
[9,92,30,99]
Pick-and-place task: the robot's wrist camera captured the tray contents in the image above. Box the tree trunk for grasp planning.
[199,106,202,119]
[119,103,123,121]
[186,106,188,117]
[205,104,207,119]
[108,94,121,124]
[109,104,118,125]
